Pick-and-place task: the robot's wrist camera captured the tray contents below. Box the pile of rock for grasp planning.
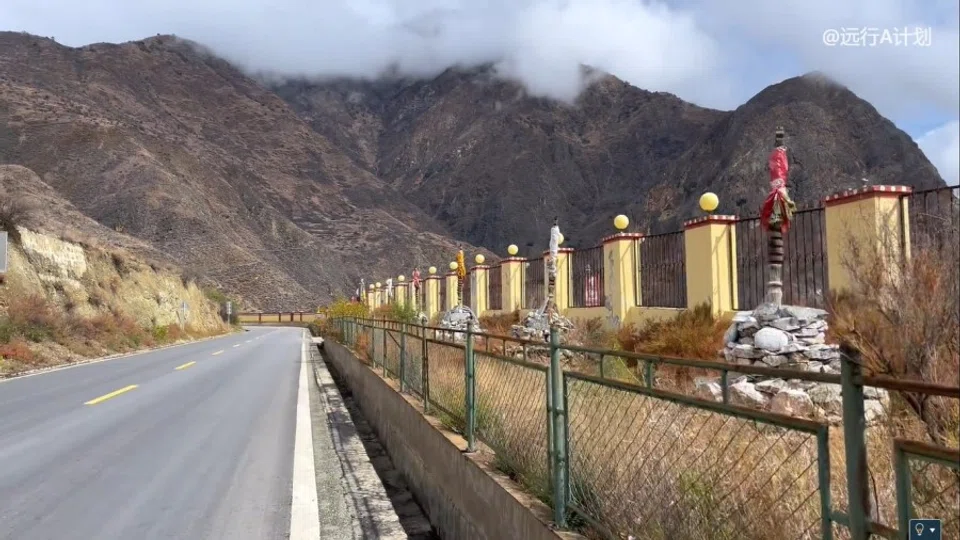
[437,305,482,341]
[510,308,575,342]
[695,304,888,424]
[722,305,841,373]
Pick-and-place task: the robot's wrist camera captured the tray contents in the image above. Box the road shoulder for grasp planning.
[308,341,414,539]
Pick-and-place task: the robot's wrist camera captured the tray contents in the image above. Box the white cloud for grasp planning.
[0,0,956,142]
[918,121,960,185]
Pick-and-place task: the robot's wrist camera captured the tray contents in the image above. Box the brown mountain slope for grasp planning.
[278,68,944,252]
[0,32,485,309]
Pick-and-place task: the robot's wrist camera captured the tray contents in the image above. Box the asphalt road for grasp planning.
[0,327,310,540]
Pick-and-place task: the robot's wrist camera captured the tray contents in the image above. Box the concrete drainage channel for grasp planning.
[308,339,438,540]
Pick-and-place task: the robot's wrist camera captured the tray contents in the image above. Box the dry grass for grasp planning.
[0,293,223,377]
[479,310,521,335]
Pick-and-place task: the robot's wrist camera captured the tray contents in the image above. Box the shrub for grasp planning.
[616,302,728,360]
[0,338,34,365]
[830,221,959,445]
[0,198,31,243]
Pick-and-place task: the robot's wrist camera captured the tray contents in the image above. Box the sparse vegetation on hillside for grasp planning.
[0,294,219,377]
[0,198,31,244]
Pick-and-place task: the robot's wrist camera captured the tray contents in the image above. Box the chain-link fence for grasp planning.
[335,318,959,540]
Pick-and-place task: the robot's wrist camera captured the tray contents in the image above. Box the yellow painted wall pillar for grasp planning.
[471,265,489,314]
[424,276,439,318]
[396,284,407,308]
[600,233,643,325]
[500,257,525,312]
[683,215,738,315]
[366,290,374,310]
[823,185,912,292]
[445,272,458,311]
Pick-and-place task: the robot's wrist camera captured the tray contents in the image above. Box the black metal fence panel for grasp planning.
[488,265,503,310]
[570,246,605,308]
[637,231,686,308]
[735,208,827,310]
[524,257,545,309]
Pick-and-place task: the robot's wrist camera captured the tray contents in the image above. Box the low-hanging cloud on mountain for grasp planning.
[2,0,958,182]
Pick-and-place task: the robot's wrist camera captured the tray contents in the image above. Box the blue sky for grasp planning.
[2,0,958,183]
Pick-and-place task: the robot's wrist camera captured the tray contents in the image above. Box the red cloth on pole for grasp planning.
[760,146,792,234]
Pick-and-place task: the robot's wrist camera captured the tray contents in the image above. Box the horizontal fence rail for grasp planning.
[488,265,503,310]
[570,246,604,308]
[734,208,827,311]
[327,317,960,540]
[637,231,687,308]
[524,257,545,309]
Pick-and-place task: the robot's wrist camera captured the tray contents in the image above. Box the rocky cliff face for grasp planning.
[0,33,486,309]
[279,69,945,253]
[3,227,224,333]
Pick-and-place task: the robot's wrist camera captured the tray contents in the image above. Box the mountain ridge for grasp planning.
[1,31,947,307]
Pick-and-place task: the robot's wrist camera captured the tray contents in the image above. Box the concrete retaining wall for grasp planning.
[323,340,583,540]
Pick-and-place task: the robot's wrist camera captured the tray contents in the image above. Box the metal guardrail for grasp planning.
[237,311,319,323]
[326,317,959,540]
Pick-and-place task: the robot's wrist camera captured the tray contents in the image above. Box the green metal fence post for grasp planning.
[894,443,912,538]
[399,323,407,393]
[422,323,430,413]
[382,321,388,377]
[549,326,567,527]
[464,320,477,452]
[840,350,870,540]
[817,425,834,540]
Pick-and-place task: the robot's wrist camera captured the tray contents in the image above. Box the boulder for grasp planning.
[695,379,723,402]
[761,354,788,367]
[755,378,788,395]
[770,388,816,416]
[808,383,843,415]
[730,380,769,408]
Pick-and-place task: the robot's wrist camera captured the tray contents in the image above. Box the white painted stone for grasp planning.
[754,327,790,352]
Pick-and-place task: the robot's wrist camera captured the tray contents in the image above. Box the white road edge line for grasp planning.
[290,331,321,539]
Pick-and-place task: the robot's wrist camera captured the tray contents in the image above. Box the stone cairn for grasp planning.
[510,218,576,358]
[696,128,887,424]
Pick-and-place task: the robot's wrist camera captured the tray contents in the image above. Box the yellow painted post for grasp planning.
[823,185,912,292]
[545,248,574,311]
[445,272,458,310]
[396,284,407,308]
[600,233,643,324]
[471,265,489,314]
[683,215,738,315]
[501,257,525,312]
[365,290,373,309]
[425,276,440,318]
